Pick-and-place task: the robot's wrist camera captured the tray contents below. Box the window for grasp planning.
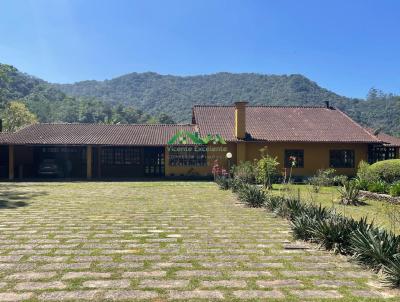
[368,145,397,164]
[330,150,355,168]
[101,147,142,165]
[284,150,304,168]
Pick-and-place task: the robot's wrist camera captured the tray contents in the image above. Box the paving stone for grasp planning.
[62,272,111,280]
[121,255,161,261]
[329,271,373,278]
[38,290,101,301]
[176,270,222,277]
[15,281,67,291]
[82,279,130,289]
[0,263,36,271]
[139,279,189,288]
[104,290,159,300]
[314,280,357,288]
[5,272,57,281]
[168,290,224,299]
[97,262,144,269]
[230,271,272,278]
[0,256,23,262]
[233,290,285,299]
[201,262,239,268]
[257,279,303,288]
[0,292,34,302]
[74,256,113,262]
[201,280,247,288]
[246,262,285,268]
[27,256,69,262]
[291,290,343,299]
[38,262,91,270]
[122,271,166,278]
[151,262,193,269]
[351,290,386,298]
[281,270,327,277]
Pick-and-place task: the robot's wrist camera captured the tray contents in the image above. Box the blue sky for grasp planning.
[0,0,399,98]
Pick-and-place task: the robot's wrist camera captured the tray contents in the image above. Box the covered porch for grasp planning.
[2,145,165,180]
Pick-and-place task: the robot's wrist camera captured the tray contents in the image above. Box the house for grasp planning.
[0,102,399,180]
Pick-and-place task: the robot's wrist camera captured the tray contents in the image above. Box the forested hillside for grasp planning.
[55,72,400,135]
[1,63,399,135]
[0,64,174,128]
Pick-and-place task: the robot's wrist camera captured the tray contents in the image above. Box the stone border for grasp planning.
[359,190,400,203]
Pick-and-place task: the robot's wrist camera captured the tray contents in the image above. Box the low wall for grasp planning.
[359,190,400,203]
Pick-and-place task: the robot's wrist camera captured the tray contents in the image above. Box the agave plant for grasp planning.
[291,215,316,241]
[264,195,284,212]
[231,178,245,193]
[238,184,266,208]
[303,203,332,221]
[309,214,355,254]
[338,179,363,206]
[383,254,400,288]
[273,197,304,220]
[215,176,231,190]
[350,226,400,271]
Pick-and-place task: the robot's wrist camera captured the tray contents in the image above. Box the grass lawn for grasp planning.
[272,184,400,234]
[0,181,398,301]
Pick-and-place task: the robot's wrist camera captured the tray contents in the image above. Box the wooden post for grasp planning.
[86,145,92,180]
[97,146,102,179]
[8,145,14,180]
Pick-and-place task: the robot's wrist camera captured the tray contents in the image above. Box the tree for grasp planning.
[158,113,175,124]
[256,147,279,189]
[2,101,37,132]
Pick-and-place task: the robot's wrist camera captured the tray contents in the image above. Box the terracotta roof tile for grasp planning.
[375,132,400,147]
[3,123,196,146]
[193,105,381,143]
[0,133,12,144]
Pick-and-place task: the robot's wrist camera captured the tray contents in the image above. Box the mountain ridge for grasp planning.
[1,63,399,135]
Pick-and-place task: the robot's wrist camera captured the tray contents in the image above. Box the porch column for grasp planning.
[236,142,246,165]
[8,145,14,180]
[86,145,92,180]
[97,146,102,178]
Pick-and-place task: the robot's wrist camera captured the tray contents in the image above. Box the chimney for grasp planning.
[234,101,248,139]
[324,101,330,108]
[0,119,2,132]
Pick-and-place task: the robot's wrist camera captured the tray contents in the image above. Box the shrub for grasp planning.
[367,180,390,194]
[383,255,400,288]
[369,159,400,183]
[264,195,285,212]
[291,215,316,241]
[238,184,266,207]
[389,182,400,197]
[231,178,245,193]
[309,214,355,254]
[215,176,232,190]
[350,227,400,271]
[338,179,363,206]
[231,161,256,184]
[356,161,377,189]
[308,168,337,192]
[255,148,279,189]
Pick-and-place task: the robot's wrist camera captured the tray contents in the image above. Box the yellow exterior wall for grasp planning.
[245,142,368,177]
[164,141,369,177]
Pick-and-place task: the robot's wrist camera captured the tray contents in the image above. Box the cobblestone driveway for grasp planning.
[0,182,397,301]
